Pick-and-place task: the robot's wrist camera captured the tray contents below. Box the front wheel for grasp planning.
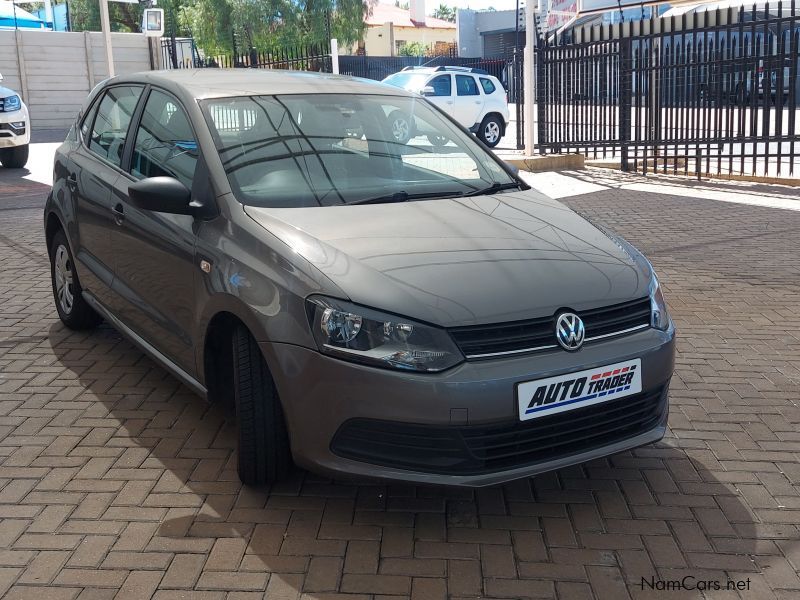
[233,325,292,485]
[478,115,503,148]
[49,229,102,330]
[427,134,449,147]
[0,144,29,169]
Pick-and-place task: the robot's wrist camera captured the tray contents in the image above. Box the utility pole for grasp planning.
[99,0,115,77]
[523,0,536,154]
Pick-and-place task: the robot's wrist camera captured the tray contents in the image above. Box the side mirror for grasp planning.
[420,85,436,97]
[505,161,520,175]
[128,177,193,215]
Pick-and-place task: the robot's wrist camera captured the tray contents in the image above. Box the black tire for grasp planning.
[478,115,503,148]
[388,110,414,144]
[49,229,102,330]
[427,133,449,147]
[0,144,29,169]
[233,325,292,485]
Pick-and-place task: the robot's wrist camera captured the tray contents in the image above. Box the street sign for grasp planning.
[142,8,164,37]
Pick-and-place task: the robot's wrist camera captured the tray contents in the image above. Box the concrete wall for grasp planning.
[0,30,152,129]
[456,10,480,57]
[457,8,519,58]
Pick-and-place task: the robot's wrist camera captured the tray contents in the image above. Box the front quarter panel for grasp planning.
[193,196,348,381]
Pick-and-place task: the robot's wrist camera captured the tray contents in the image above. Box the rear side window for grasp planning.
[456,75,480,96]
[480,78,497,94]
[131,90,198,189]
[88,86,143,167]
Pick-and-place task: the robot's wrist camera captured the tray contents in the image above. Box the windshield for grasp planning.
[382,72,430,91]
[201,93,515,208]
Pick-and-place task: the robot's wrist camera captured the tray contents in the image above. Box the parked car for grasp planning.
[46,70,675,487]
[382,66,510,147]
[0,71,30,168]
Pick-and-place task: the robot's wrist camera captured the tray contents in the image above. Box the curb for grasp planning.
[503,154,585,172]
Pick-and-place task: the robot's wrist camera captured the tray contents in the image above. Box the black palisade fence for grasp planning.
[161,40,333,73]
[536,0,800,179]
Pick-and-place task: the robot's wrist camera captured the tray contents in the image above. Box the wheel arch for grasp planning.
[45,210,65,253]
[197,298,277,406]
[482,111,507,135]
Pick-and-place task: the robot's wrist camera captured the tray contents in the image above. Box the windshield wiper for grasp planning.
[464,181,522,197]
[349,190,464,205]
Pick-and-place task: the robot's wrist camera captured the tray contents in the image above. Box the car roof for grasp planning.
[109,69,412,100]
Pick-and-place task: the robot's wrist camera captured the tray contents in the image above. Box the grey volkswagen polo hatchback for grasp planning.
[45,70,675,486]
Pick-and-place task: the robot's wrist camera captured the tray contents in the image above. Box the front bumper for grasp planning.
[262,322,675,486]
[0,107,31,148]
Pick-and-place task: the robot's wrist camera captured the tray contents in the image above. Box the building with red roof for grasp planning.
[346,0,457,56]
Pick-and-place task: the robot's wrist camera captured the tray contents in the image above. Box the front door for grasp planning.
[425,74,454,116]
[111,88,201,374]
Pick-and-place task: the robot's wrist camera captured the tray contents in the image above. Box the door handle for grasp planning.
[111,203,125,225]
[446,100,453,104]
[475,100,482,104]
[66,174,78,191]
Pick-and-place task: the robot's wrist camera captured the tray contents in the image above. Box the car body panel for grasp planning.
[110,172,200,373]
[260,322,674,486]
[243,192,650,328]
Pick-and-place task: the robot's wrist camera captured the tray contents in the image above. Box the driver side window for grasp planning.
[131,90,198,189]
[88,86,143,167]
[429,75,452,97]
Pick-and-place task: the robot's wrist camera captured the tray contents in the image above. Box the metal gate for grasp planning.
[536,2,800,179]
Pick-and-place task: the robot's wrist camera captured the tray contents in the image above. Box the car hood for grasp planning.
[0,85,19,99]
[244,190,652,327]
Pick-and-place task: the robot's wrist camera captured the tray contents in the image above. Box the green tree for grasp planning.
[181,0,374,55]
[398,40,426,56]
[431,3,454,22]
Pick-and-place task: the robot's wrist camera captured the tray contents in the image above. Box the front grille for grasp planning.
[449,297,651,358]
[331,386,666,475]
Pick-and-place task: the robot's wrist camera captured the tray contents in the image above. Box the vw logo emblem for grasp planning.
[556,312,585,351]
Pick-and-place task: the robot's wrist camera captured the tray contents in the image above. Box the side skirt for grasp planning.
[82,291,208,399]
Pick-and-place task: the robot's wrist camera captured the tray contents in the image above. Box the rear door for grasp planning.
[70,85,144,308]
[452,74,484,128]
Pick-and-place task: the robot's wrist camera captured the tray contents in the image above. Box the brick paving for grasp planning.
[1,169,799,599]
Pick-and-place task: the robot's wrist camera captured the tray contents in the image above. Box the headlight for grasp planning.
[307,296,463,372]
[650,276,670,331]
[3,95,21,112]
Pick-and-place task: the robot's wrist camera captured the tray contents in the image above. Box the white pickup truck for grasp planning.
[0,71,30,169]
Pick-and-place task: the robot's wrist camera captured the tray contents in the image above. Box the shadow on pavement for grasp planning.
[45,315,771,597]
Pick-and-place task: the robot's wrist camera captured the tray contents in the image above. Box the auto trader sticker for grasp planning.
[517,359,642,421]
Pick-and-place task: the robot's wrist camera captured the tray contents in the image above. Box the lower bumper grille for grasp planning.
[331,386,667,475]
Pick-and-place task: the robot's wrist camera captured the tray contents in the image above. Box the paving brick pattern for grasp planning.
[1,173,799,599]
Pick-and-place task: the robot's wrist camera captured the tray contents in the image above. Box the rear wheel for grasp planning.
[388,110,413,144]
[0,144,29,169]
[478,115,503,148]
[49,229,102,330]
[233,325,292,485]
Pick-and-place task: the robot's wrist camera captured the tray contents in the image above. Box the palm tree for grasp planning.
[432,3,455,22]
